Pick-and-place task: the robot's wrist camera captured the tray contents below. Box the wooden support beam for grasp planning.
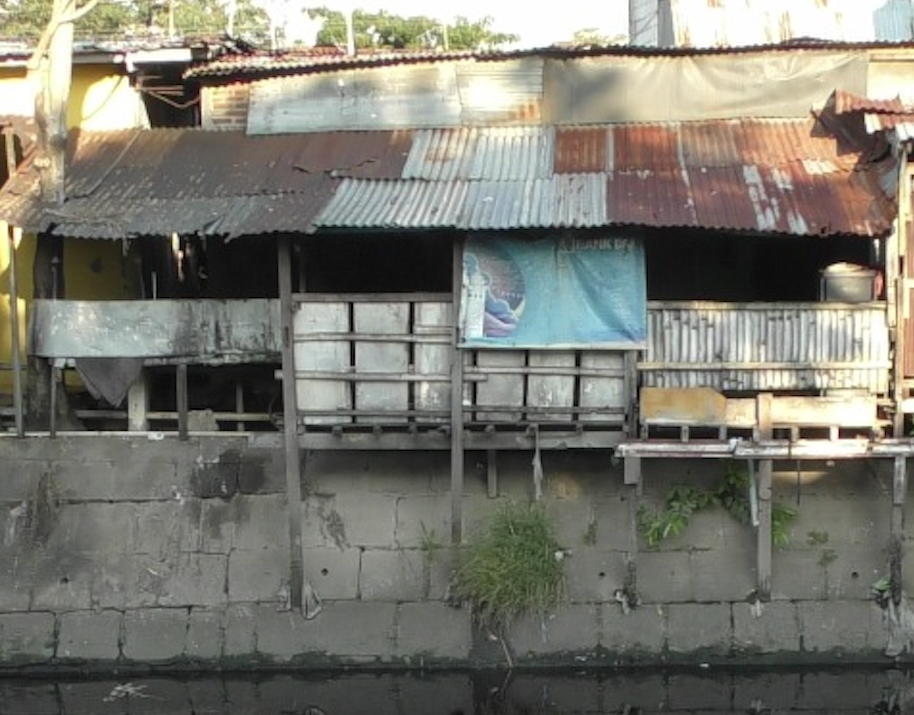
[6,223,24,437]
[891,456,907,604]
[176,362,188,441]
[450,236,465,545]
[279,236,305,611]
[756,393,773,600]
[487,449,498,498]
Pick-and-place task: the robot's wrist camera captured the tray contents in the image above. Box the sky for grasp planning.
[320,1,631,47]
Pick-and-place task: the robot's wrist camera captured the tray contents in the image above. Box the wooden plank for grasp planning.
[579,352,625,423]
[354,303,410,423]
[300,429,625,451]
[5,223,23,437]
[640,387,728,425]
[279,236,305,612]
[526,351,576,422]
[451,237,465,544]
[295,292,451,303]
[414,302,452,421]
[768,395,875,427]
[294,302,352,425]
[474,350,525,422]
[176,363,188,441]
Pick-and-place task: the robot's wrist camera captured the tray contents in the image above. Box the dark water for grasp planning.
[2,666,913,714]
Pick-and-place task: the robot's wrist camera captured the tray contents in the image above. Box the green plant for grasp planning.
[638,463,798,548]
[818,548,837,568]
[418,520,443,562]
[807,530,829,546]
[451,503,566,631]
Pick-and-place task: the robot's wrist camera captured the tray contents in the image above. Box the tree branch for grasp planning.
[27,0,102,70]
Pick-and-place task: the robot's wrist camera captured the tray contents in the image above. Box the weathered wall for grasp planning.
[0,434,905,671]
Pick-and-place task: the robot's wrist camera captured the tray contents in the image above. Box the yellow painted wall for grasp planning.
[1,62,148,396]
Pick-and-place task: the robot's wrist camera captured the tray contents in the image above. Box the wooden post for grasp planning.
[756,392,773,600]
[176,362,188,440]
[279,235,305,610]
[7,224,24,437]
[487,449,498,498]
[891,456,907,605]
[450,236,465,544]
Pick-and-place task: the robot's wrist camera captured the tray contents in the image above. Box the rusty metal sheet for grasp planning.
[554,126,609,174]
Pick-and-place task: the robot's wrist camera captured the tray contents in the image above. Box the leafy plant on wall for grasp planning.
[638,463,797,548]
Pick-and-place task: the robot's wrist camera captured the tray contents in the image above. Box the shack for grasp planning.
[4,42,914,606]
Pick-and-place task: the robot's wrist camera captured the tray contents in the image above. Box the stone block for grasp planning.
[508,604,600,657]
[0,612,55,664]
[393,493,450,548]
[223,604,257,658]
[133,500,203,557]
[427,547,460,601]
[95,554,168,609]
[821,548,884,600]
[359,548,425,601]
[396,602,471,662]
[563,547,627,603]
[29,551,95,611]
[238,448,285,494]
[0,459,52,503]
[303,546,361,600]
[798,599,883,654]
[296,601,397,660]
[590,494,637,552]
[122,608,188,662]
[253,606,312,661]
[186,607,224,660]
[732,600,799,654]
[229,494,291,551]
[636,550,693,603]
[227,548,287,603]
[544,495,598,552]
[601,602,665,656]
[318,490,398,548]
[690,547,756,602]
[46,502,136,554]
[57,609,121,661]
[770,549,827,600]
[157,553,228,607]
[0,550,37,611]
[666,603,731,655]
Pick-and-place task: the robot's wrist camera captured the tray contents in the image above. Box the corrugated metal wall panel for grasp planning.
[455,58,544,124]
[642,302,890,392]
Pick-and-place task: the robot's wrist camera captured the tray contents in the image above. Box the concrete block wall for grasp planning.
[0,434,905,671]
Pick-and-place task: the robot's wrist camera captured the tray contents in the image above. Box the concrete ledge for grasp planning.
[0,612,55,664]
[57,610,122,661]
[396,602,471,663]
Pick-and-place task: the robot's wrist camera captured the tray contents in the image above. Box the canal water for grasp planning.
[1,666,913,714]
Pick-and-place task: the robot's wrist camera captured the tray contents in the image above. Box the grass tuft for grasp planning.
[451,503,566,631]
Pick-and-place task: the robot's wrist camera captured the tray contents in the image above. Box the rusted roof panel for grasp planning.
[833,89,906,115]
[0,117,897,239]
[554,127,609,174]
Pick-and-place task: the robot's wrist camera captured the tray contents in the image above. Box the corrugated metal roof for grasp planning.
[833,89,906,114]
[0,117,897,239]
[186,40,914,80]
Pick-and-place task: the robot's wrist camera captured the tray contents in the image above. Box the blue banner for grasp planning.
[460,235,646,348]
